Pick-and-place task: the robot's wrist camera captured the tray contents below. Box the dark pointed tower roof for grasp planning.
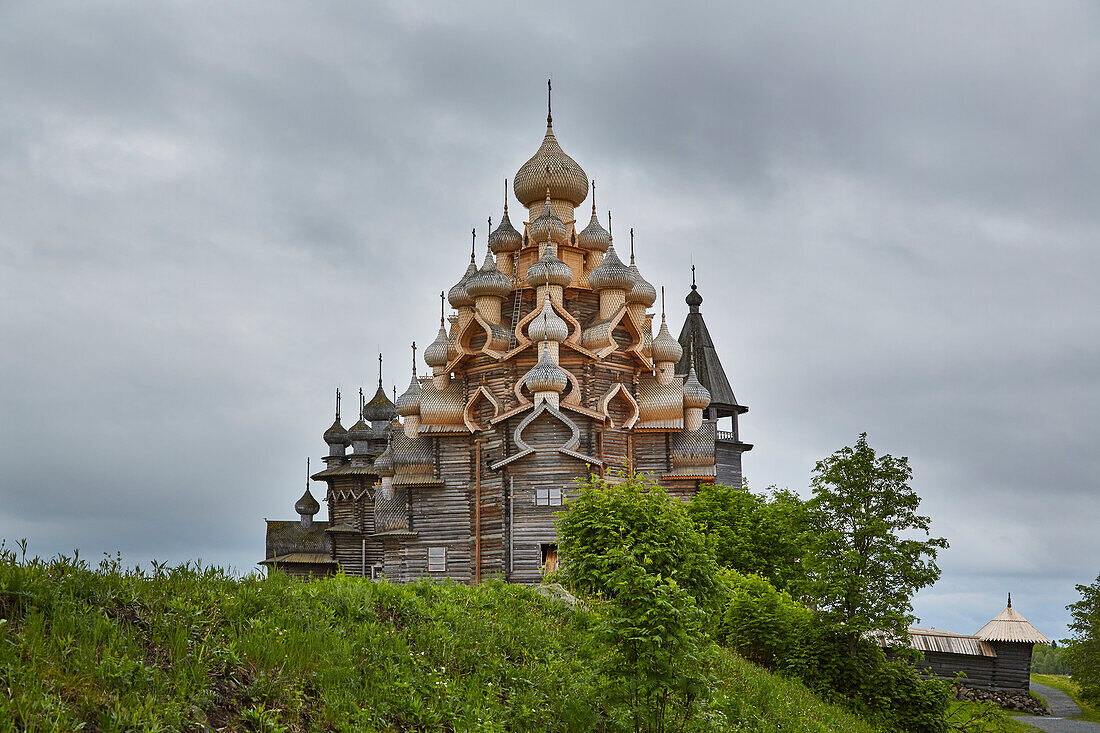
[675,267,745,417]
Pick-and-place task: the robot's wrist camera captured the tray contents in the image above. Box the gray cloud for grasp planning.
[1,0,1098,640]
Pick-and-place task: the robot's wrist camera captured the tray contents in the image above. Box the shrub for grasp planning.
[556,473,723,610]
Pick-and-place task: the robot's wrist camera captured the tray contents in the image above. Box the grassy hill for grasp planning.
[0,550,882,732]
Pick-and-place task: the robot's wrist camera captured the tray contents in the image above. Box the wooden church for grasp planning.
[262,91,751,581]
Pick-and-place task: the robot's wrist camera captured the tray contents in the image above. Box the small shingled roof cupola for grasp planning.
[528,178,568,250]
[588,239,634,292]
[362,354,397,424]
[323,387,350,457]
[652,287,684,376]
[466,247,512,300]
[347,387,374,451]
[626,228,657,307]
[524,342,569,408]
[576,181,610,253]
[447,233,478,310]
[526,238,573,290]
[295,458,321,528]
[424,293,451,371]
[488,180,523,254]
[513,80,589,210]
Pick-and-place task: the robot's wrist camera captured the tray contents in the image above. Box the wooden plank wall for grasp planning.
[990,642,1034,691]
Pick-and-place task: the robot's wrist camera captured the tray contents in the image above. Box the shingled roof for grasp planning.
[975,597,1051,644]
[675,279,745,417]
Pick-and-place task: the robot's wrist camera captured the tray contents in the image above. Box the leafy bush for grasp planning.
[1064,572,1100,705]
[715,569,813,667]
[555,473,723,610]
[688,483,812,597]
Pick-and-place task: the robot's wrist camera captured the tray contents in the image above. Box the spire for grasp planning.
[1008,592,1012,608]
[359,387,364,419]
[630,227,635,264]
[676,273,740,413]
[661,286,666,322]
[547,77,552,125]
[439,291,445,326]
[504,178,509,214]
[335,387,341,420]
[591,179,597,215]
[305,456,310,489]
[471,227,476,260]
[411,341,417,377]
[608,210,613,242]
[378,353,383,389]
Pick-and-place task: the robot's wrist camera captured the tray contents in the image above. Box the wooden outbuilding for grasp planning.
[894,596,1051,692]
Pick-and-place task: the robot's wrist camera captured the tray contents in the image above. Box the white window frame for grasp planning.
[535,487,563,506]
[427,547,446,572]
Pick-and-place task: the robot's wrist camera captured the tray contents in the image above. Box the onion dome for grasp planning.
[489,204,523,255]
[513,86,589,208]
[683,365,711,410]
[323,417,349,447]
[348,414,373,441]
[686,281,703,309]
[448,256,477,309]
[362,385,396,423]
[576,182,610,253]
[652,320,684,364]
[525,242,573,289]
[295,486,320,517]
[528,297,569,343]
[466,251,512,299]
[524,345,569,394]
[588,243,634,292]
[628,263,657,306]
[395,374,421,417]
[528,187,568,248]
[372,440,395,477]
[424,325,450,369]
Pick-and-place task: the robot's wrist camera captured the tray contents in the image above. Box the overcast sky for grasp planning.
[1,1,1098,640]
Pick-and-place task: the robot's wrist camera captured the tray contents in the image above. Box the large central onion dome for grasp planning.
[466,251,512,299]
[526,242,573,289]
[524,345,569,394]
[513,110,588,209]
[528,297,569,344]
[588,243,634,292]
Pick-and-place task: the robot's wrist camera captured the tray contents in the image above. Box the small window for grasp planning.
[535,487,563,506]
[427,547,446,572]
[541,544,559,574]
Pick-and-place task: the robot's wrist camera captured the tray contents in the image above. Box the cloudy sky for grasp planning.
[2,1,1098,639]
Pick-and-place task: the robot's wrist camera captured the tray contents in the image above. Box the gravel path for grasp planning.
[1014,682,1100,732]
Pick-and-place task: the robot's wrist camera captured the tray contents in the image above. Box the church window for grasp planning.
[427,547,446,572]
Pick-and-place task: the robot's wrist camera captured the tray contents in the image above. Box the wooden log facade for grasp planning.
[886,599,1051,693]
[263,105,753,583]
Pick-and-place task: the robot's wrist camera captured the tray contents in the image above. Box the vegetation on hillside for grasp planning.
[556,471,952,733]
[1030,644,1071,675]
[1063,572,1100,705]
[0,541,881,732]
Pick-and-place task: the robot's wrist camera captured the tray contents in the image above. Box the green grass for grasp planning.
[945,701,1037,732]
[1030,673,1100,723]
[0,550,883,732]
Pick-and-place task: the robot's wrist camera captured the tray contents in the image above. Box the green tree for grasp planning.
[805,433,948,652]
[555,473,722,609]
[687,483,811,596]
[1064,573,1100,704]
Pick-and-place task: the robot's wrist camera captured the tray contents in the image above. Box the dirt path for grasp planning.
[1015,683,1100,732]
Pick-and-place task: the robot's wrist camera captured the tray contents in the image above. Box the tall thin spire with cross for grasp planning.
[547,77,552,125]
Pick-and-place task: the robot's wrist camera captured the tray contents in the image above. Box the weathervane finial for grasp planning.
[470,228,476,261]
[411,341,417,377]
[547,77,552,125]
[661,286,666,323]
[630,227,635,264]
[378,353,383,388]
[335,387,341,421]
